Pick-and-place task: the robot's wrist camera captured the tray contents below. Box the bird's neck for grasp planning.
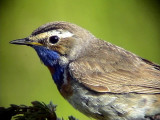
[33,46,65,89]
[48,65,64,89]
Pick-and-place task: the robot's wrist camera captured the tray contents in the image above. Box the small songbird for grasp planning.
[10,21,160,120]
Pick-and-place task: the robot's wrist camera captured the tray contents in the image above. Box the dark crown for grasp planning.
[31,21,78,36]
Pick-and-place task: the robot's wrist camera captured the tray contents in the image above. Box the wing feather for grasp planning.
[69,40,160,93]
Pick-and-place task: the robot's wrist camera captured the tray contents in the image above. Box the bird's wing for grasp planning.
[69,41,160,93]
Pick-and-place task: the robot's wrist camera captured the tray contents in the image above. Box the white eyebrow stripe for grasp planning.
[47,29,74,38]
[30,29,74,40]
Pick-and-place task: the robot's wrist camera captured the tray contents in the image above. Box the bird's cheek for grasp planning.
[50,45,68,55]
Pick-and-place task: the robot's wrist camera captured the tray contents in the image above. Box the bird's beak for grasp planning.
[9,38,42,46]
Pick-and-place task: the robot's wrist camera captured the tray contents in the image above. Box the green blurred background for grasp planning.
[0,0,160,119]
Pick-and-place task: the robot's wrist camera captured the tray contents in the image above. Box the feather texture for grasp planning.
[69,39,160,93]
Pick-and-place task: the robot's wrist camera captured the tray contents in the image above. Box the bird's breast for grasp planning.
[59,70,73,99]
[47,66,55,75]
[47,66,73,99]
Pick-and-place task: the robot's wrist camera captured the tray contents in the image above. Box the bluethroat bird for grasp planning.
[10,21,160,120]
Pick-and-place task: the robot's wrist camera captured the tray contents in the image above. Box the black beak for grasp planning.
[10,38,42,46]
[10,38,31,45]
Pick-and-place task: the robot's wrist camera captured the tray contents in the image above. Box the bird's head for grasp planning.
[10,21,95,67]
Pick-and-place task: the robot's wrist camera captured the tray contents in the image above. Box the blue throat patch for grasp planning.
[32,46,64,89]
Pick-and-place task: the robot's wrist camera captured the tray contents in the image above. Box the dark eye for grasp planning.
[49,36,59,44]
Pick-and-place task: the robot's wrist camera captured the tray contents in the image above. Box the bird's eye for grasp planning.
[49,36,59,44]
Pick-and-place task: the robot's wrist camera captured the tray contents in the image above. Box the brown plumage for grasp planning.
[69,38,160,93]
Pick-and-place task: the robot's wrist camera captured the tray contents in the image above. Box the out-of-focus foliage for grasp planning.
[0,0,159,120]
[0,101,78,120]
